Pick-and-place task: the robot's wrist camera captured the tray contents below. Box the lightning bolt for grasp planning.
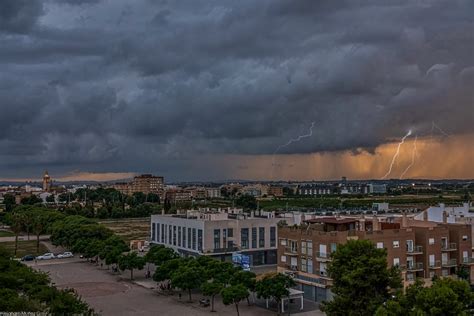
[431,121,450,138]
[399,135,418,179]
[381,130,412,179]
[271,122,315,179]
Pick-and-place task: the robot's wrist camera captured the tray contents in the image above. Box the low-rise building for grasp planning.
[150,208,295,267]
[206,187,222,199]
[268,186,284,197]
[165,189,192,204]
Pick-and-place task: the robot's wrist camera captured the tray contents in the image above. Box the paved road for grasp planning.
[0,234,50,243]
[30,260,324,316]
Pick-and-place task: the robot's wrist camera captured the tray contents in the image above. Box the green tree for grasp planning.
[235,195,257,210]
[321,240,403,316]
[6,212,25,256]
[231,270,256,305]
[170,261,206,301]
[255,273,295,314]
[46,194,55,203]
[377,278,473,316]
[221,284,249,316]
[118,252,145,280]
[3,194,16,212]
[153,258,183,283]
[201,281,223,312]
[20,195,43,205]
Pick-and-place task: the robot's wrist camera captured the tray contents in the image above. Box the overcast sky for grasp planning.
[1,0,473,181]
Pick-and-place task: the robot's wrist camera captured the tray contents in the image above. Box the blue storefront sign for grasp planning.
[232,252,251,271]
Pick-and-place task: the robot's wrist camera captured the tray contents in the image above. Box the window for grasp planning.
[169,225,172,245]
[270,227,276,247]
[173,226,177,246]
[330,243,337,253]
[429,238,435,245]
[393,258,400,267]
[188,228,192,249]
[259,227,265,248]
[156,223,160,243]
[290,240,298,253]
[301,258,307,272]
[241,228,249,249]
[192,228,197,250]
[307,258,313,274]
[198,229,203,251]
[182,227,186,248]
[377,242,384,249]
[178,227,181,247]
[429,271,435,278]
[214,229,221,249]
[281,255,287,263]
[301,241,307,255]
[227,228,233,238]
[223,229,227,249]
[161,224,165,243]
[462,235,468,241]
[252,228,257,248]
[152,223,156,241]
[307,241,313,256]
[429,254,435,267]
[392,240,399,248]
[406,240,414,252]
[442,269,449,277]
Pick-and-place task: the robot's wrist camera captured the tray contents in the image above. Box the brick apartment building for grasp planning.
[277,215,474,303]
[112,174,164,198]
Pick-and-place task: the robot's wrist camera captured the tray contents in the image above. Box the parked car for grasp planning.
[57,252,74,259]
[37,253,55,260]
[21,254,36,261]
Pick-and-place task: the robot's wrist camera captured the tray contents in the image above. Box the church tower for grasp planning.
[43,170,52,192]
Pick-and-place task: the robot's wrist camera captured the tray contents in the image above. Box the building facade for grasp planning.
[277,215,474,303]
[150,208,295,267]
[112,174,164,198]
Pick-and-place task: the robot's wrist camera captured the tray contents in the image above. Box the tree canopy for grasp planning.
[321,239,402,316]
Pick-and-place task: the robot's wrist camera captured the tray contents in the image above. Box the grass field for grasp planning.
[0,230,14,237]
[0,240,49,258]
[99,218,150,242]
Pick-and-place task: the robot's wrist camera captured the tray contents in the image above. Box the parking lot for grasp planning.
[30,260,288,316]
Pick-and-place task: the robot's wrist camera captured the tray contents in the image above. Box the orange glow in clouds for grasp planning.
[226,133,474,181]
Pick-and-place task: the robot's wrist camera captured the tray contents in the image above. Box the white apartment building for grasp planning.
[150,208,295,266]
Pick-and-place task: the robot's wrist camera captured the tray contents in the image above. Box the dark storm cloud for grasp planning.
[1,0,473,179]
[0,0,43,33]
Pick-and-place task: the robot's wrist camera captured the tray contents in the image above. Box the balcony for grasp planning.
[461,257,474,265]
[442,259,457,267]
[284,247,298,256]
[441,243,457,251]
[428,260,441,269]
[287,264,299,271]
[407,262,424,271]
[212,246,239,254]
[315,252,332,262]
[406,245,423,255]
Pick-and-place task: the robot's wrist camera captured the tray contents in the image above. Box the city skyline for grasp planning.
[1,1,473,181]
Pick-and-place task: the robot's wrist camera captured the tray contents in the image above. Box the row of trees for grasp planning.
[322,240,474,316]
[0,246,95,314]
[4,206,65,255]
[148,245,295,315]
